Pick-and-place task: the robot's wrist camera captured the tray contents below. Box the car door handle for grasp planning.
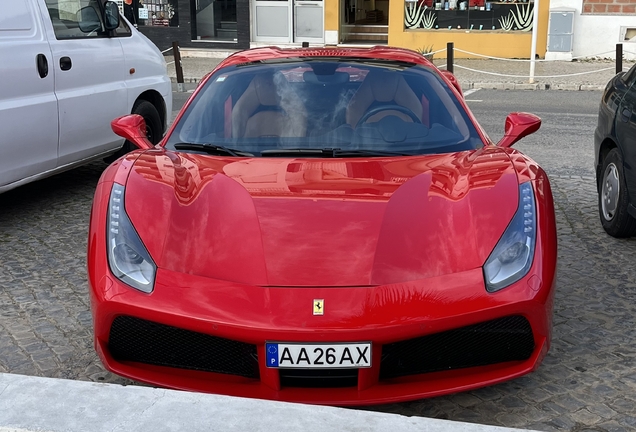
[60,56,72,71]
[36,54,49,78]
[621,107,632,122]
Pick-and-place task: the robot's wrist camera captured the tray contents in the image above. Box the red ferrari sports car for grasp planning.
[88,46,557,405]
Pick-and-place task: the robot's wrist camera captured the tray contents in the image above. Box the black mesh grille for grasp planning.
[280,368,359,388]
[380,315,535,380]
[108,316,259,379]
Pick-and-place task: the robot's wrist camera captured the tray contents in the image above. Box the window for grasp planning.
[405,0,535,32]
[46,0,107,39]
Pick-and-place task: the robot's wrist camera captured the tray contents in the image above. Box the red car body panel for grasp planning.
[123,147,517,286]
[87,47,557,405]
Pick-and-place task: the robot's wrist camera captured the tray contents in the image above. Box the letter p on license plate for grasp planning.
[265,343,372,368]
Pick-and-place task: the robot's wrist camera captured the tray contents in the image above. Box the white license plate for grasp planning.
[265,342,371,368]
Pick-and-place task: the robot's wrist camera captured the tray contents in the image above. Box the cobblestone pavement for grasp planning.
[1,160,636,431]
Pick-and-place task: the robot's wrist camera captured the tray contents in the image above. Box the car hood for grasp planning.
[124,148,519,286]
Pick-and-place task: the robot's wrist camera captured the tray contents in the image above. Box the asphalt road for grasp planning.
[1,89,636,432]
[465,89,599,177]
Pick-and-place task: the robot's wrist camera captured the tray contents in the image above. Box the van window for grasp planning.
[113,14,132,37]
[45,0,107,39]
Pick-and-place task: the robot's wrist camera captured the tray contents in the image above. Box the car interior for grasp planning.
[170,61,483,156]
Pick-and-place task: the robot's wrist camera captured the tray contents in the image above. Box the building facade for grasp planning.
[130,0,550,58]
[547,0,636,59]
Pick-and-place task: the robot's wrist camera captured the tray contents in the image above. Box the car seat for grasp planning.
[232,73,307,138]
[345,71,423,127]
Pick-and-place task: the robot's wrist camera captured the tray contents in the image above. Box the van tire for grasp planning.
[105,100,162,162]
[132,100,162,145]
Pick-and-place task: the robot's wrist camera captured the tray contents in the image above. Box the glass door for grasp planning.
[252,0,292,43]
[294,0,323,43]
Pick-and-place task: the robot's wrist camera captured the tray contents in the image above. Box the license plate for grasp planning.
[265,342,372,368]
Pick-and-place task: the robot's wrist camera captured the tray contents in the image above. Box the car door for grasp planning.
[36,0,127,167]
[0,0,58,190]
[615,71,636,206]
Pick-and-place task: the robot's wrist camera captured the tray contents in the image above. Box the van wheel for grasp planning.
[105,100,162,162]
[598,148,636,237]
[131,100,162,145]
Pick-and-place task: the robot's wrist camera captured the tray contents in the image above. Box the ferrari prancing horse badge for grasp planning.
[313,299,324,315]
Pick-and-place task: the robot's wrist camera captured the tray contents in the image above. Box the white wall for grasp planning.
[549,0,636,59]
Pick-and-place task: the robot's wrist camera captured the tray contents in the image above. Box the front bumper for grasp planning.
[90,264,554,405]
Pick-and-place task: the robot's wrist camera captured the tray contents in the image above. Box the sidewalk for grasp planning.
[167,47,635,91]
[0,373,537,432]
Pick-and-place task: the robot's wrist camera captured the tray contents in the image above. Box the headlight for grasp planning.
[107,183,156,293]
[483,182,536,292]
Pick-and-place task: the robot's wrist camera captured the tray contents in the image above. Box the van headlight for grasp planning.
[483,182,536,292]
[107,183,156,293]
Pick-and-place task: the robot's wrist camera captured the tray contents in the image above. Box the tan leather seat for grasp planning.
[232,74,307,138]
[346,71,423,127]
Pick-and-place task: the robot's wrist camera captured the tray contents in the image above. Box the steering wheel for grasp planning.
[357,104,421,127]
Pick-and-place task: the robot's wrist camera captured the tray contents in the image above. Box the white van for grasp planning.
[0,0,172,193]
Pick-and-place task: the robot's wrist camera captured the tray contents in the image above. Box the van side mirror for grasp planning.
[497,112,541,148]
[77,6,101,33]
[111,115,155,150]
[103,1,120,31]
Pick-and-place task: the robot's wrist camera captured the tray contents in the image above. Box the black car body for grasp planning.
[594,65,636,237]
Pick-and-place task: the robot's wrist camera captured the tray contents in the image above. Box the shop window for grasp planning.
[404,0,534,31]
[123,0,179,27]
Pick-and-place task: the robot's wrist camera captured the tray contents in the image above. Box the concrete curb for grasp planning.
[0,373,537,432]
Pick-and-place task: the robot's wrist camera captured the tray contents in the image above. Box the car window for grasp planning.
[622,64,636,87]
[167,60,484,157]
[113,14,132,37]
[45,0,107,39]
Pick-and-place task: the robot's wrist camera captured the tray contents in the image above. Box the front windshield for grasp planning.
[167,59,484,157]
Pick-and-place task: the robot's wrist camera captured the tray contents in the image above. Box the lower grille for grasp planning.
[108,316,259,379]
[380,315,535,380]
[280,368,358,388]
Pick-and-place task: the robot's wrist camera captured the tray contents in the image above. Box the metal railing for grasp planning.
[436,42,631,83]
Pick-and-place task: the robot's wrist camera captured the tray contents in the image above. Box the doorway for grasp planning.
[192,0,238,42]
[340,0,388,44]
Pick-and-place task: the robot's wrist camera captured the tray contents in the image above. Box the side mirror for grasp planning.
[440,70,463,97]
[111,115,155,150]
[77,6,101,33]
[497,112,541,148]
[103,1,120,31]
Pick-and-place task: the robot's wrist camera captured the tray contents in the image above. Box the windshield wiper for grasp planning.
[261,148,411,158]
[333,149,412,157]
[173,143,253,157]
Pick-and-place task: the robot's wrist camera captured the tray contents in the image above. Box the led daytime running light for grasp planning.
[483,182,537,292]
[107,184,156,293]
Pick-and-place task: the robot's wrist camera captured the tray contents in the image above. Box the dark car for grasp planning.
[595,65,636,237]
